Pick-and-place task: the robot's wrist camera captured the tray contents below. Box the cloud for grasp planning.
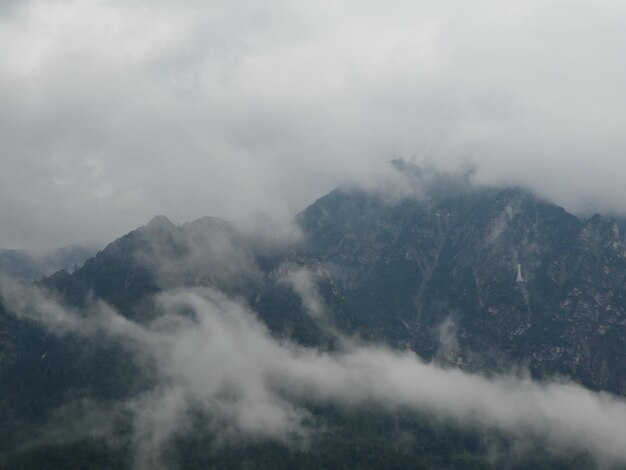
[132,215,263,290]
[279,265,326,320]
[2,0,626,249]
[7,285,626,468]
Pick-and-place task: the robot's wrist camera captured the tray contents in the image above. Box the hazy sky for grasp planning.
[3,0,626,249]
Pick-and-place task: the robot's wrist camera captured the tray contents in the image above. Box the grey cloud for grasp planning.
[436,317,461,364]
[7,285,626,468]
[2,0,626,249]
[279,265,326,320]
[132,215,263,289]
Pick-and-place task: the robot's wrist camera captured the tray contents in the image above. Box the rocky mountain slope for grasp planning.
[0,245,96,285]
[297,184,626,393]
[10,176,626,395]
[2,169,626,468]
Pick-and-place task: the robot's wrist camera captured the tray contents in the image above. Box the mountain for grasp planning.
[297,185,626,394]
[2,170,626,468]
[39,213,332,344]
[0,245,97,285]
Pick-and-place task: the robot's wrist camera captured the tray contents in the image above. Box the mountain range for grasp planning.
[0,245,96,285]
[2,166,626,468]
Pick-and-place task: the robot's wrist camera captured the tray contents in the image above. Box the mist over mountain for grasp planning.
[0,245,98,287]
[4,1,626,468]
[308,185,626,389]
[2,166,626,468]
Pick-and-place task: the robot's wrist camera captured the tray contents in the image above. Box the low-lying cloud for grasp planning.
[7,285,626,468]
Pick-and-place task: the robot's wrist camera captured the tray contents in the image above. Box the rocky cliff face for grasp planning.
[3,178,626,397]
[297,184,626,394]
[3,176,626,468]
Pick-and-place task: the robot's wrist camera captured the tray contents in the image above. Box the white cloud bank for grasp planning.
[2,0,626,249]
[8,286,626,468]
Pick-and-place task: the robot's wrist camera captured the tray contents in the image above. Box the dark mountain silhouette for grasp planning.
[1,167,625,468]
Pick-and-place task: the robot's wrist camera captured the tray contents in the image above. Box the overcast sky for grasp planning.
[2,0,626,250]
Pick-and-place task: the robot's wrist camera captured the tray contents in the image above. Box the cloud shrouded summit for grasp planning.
[2,0,626,249]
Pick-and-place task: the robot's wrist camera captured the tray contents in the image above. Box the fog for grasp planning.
[5,3,626,461]
[2,0,626,249]
[7,285,626,469]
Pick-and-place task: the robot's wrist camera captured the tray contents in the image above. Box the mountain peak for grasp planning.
[145,215,175,229]
[182,215,231,230]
